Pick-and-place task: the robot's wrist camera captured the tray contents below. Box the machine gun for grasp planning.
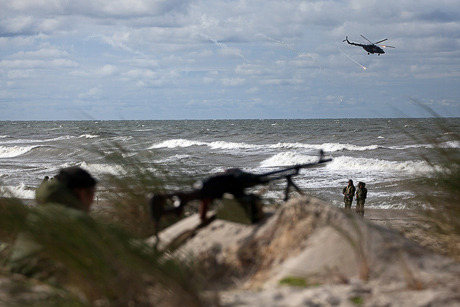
[149,151,331,229]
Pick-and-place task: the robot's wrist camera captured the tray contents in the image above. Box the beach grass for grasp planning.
[415,117,460,261]
[0,142,210,306]
[279,276,308,287]
[398,104,460,260]
[0,203,209,307]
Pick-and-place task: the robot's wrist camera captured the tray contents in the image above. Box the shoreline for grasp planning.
[5,198,426,221]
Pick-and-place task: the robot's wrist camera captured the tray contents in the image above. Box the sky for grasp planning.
[1,0,459,120]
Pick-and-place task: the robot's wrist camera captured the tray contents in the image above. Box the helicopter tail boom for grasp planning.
[343,36,365,47]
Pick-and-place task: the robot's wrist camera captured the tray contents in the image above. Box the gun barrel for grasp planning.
[258,157,332,181]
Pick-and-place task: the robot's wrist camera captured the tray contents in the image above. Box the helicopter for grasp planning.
[343,35,395,55]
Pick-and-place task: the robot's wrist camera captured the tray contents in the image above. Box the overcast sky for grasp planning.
[1,0,459,120]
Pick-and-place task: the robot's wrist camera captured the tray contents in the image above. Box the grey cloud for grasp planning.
[1,0,460,119]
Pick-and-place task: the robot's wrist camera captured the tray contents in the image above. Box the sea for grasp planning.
[1,118,459,210]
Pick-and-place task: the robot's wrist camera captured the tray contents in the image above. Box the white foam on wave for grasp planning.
[389,144,434,150]
[111,136,133,142]
[208,141,258,150]
[56,162,126,176]
[151,139,258,150]
[149,139,207,149]
[441,140,460,148]
[260,152,319,167]
[0,145,37,158]
[368,203,410,210]
[265,142,378,152]
[370,190,415,199]
[320,143,379,152]
[79,134,99,139]
[389,141,459,150]
[326,156,437,174]
[45,135,74,142]
[266,142,316,150]
[150,138,380,152]
[79,162,127,176]
[0,135,75,145]
[155,154,191,164]
[0,184,35,199]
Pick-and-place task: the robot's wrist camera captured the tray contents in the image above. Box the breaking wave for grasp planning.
[149,139,207,149]
[0,184,35,199]
[326,156,438,174]
[150,139,380,152]
[0,135,75,145]
[441,140,460,148]
[259,153,438,175]
[0,145,37,158]
[260,152,319,167]
[78,162,127,176]
[79,134,99,139]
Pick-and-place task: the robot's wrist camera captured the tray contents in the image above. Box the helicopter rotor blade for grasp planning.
[360,35,373,44]
[375,38,388,45]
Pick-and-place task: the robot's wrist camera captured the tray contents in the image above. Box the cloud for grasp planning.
[7,69,34,79]
[0,58,77,70]
[222,77,245,86]
[2,0,191,17]
[95,64,118,76]
[124,69,156,79]
[11,47,70,59]
[0,0,459,119]
[78,87,101,99]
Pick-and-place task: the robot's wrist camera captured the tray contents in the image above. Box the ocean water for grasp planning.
[1,119,459,209]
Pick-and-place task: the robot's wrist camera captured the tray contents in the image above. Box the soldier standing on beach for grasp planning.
[342,180,356,211]
[355,182,367,216]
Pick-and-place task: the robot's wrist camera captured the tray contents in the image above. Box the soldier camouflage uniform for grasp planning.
[355,182,368,216]
[8,169,96,280]
[342,180,356,210]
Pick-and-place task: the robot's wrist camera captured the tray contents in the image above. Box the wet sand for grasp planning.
[366,208,421,221]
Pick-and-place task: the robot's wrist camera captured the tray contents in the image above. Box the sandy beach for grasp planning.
[147,196,460,306]
[365,208,423,233]
[365,208,455,259]
[2,196,460,306]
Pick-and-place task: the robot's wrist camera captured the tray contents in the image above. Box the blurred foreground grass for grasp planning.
[0,142,210,306]
[410,114,460,260]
